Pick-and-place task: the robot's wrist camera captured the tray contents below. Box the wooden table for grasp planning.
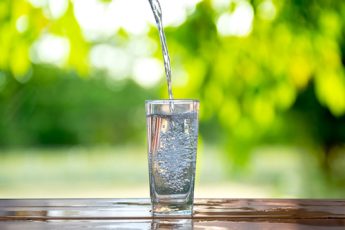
[0,199,344,229]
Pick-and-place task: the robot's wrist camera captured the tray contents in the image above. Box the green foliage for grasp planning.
[0,65,159,146]
[0,0,345,196]
[164,0,345,191]
[0,0,88,79]
[165,1,345,172]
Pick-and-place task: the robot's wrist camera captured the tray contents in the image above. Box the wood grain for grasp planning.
[0,199,344,229]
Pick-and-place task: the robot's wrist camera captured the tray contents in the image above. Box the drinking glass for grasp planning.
[146,99,199,216]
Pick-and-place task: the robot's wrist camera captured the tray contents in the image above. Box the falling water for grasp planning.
[148,0,174,100]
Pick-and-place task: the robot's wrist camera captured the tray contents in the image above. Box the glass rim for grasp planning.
[145,99,199,104]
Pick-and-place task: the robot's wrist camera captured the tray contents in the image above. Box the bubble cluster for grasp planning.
[149,112,198,195]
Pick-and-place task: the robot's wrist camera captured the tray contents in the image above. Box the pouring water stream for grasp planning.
[148,0,174,109]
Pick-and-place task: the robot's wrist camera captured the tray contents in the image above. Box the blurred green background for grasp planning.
[1,0,345,198]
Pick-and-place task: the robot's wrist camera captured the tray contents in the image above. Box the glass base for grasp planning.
[152,203,192,217]
[151,219,193,229]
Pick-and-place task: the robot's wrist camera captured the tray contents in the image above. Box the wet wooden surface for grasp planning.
[0,199,344,229]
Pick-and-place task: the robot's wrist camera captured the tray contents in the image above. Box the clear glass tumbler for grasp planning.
[146,99,199,216]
